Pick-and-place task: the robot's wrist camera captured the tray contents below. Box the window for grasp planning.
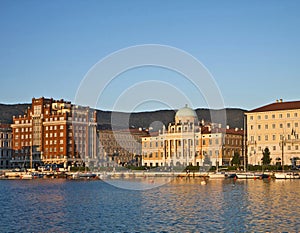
[258,125,261,130]
[265,115,268,119]
[280,124,283,128]
[250,136,254,142]
[60,132,63,137]
[296,145,299,150]
[258,115,261,120]
[258,136,261,141]
[250,125,253,130]
[60,125,64,129]
[288,145,291,150]
[202,140,206,145]
[273,146,276,151]
[272,124,276,129]
[272,114,275,119]
[287,123,291,128]
[265,125,268,130]
[279,114,283,118]
[294,113,298,117]
[272,135,276,141]
[215,139,219,145]
[265,135,268,141]
[250,116,253,120]
[295,123,299,128]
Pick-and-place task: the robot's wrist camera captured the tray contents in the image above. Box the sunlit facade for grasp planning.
[11,97,97,169]
[246,99,300,166]
[142,105,244,167]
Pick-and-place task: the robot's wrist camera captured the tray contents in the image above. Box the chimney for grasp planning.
[280,99,283,103]
[276,99,279,103]
[226,125,230,130]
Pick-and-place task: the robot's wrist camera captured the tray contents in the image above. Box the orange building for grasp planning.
[11,97,97,169]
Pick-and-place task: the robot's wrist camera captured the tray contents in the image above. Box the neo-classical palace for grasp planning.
[142,105,244,167]
[246,99,300,167]
[11,97,97,169]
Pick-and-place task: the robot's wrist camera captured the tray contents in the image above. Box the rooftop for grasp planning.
[175,104,197,118]
[248,100,300,113]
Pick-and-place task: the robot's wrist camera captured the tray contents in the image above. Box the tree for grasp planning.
[231,152,241,166]
[261,147,272,166]
[203,152,212,166]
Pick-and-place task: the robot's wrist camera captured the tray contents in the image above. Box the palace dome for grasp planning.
[175,105,197,118]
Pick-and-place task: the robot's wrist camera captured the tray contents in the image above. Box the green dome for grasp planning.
[175,105,197,118]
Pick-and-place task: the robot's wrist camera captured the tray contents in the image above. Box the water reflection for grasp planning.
[0,178,300,232]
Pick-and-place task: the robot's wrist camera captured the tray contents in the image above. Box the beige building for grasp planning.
[142,105,244,167]
[98,128,149,167]
[0,124,12,169]
[246,99,300,166]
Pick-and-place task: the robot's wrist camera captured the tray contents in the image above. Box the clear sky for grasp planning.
[1,0,300,111]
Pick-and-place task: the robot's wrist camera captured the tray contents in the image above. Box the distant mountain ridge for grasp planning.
[0,103,246,129]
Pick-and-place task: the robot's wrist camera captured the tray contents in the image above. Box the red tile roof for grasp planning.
[249,100,300,113]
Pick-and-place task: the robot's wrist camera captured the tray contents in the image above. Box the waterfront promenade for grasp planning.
[0,169,277,180]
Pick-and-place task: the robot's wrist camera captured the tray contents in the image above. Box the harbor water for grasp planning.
[0,178,299,232]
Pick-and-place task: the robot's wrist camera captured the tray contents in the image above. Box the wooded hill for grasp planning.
[0,103,246,130]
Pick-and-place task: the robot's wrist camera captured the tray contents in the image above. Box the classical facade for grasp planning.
[11,97,97,169]
[142,105,244,167]
[98,128,149,167]
[246,99,300,166]
[0,124,12,169]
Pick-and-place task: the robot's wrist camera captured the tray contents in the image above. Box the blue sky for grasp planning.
[1,0,300,111]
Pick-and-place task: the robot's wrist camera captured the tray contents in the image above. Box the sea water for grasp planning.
[0,178,299,232]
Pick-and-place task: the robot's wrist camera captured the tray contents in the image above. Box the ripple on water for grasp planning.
[0,178,300,232]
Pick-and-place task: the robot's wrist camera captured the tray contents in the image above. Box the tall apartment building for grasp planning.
[11,97,97,169]
[246,99,300,166]
[0,124,12,169]
[99,128,149,167]
[142,105,244,167]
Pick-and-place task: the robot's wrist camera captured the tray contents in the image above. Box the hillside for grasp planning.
[0,104,31,124]
[0,103,246,129]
